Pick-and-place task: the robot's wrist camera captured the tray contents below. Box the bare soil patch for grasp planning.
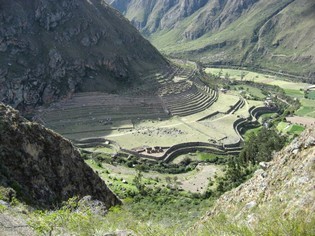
[178,164,221,193]
[286,116,315,127]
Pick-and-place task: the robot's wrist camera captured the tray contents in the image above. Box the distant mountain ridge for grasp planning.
[108,0,315,81]
[0,0,168,112]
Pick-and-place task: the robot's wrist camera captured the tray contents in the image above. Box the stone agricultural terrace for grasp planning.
[35,63,271,160]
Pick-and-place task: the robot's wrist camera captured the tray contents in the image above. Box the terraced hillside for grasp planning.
[35,65,218,137]
[36,92,169,135]
[160,82,218,117]
[36,62,281,161]
[75,93,273,163]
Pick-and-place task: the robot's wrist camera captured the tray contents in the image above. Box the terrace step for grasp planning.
[164,146,225,162]
[231,98,245,114]
[170,97,218,116]
[160,86,217,117]
[161,86,199,99]
[42,107,168,122]
[169,95,212,113]
[165,91,207,108]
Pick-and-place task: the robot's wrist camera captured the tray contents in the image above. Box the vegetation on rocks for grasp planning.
[215,127,287,193]
[192,127,315,235]
[0,103,120,209]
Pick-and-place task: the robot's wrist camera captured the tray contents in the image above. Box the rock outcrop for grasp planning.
[0,0,168,112]
[0,103,121,209]
[193,126,315,231]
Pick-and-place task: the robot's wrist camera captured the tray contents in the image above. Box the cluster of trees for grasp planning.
[88,151,200,175]
[216,128,287,193]
[239,128,287,164]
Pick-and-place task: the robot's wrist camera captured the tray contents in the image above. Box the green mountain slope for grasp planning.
[109,0,315,81]
[0,0,168,111]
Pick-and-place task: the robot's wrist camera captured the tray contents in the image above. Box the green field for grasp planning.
[232,84,265,99]
[205,68,311,98]
[276,122,305,135]
[306,90,315,100]
[206,67,315,119]
[283,89,304,99]
[296,107,315,117]
[172,152,225,164]
[296,98,315,118]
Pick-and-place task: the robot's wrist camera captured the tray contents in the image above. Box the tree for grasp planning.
[239,128,286,165]
[218,69,223,79]
[240,71,245,81]
[133,169,145,194]
[225,72,230,80]
[180,157,191,166]
[216,128,287,193]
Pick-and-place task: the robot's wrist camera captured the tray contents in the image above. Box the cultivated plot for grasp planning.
[205,68,311,91]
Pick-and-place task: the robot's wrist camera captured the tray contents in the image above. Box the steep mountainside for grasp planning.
[191,127,315,233]
[109,0,315,81]
[0,103,121,209]
[0,0,168,111]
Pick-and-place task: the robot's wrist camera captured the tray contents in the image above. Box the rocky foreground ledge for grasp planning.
[191,125,315,233]
[0,103,121,209]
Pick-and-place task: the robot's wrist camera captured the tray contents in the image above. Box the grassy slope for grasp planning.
[191,128,315,236]
[19,128,315,235]
[127,0,315,78]
[150,1,281,51]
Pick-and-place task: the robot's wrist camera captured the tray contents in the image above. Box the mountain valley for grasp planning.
[109,0,315,81]
[0,0,315,235]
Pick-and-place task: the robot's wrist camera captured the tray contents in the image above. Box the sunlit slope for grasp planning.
[109,0,315,80]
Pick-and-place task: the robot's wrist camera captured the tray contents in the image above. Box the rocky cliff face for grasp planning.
[0,0,168,112]
[193,126,315,231]
[0,103,121,209]
[109,0,315,80]
[109,0,208,36]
